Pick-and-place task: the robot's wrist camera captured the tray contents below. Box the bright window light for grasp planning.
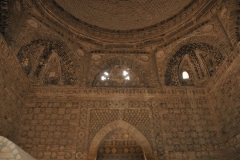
[125,76,130,80]
[101,76,106,81]
[123,70,128,76]
[182,71,189,79]
[104,72,109,76]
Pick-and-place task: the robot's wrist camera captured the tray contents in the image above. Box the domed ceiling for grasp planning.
[54,0,192,31]
[32,0,214,44]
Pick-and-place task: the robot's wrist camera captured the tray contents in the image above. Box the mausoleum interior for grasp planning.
[0,0,240,159]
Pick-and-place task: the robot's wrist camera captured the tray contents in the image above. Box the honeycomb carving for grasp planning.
[228,0,240,45]
[88,109,152,147]
[0,0,9,35]
[94,65,140,87]
[90,57,156,87]
[54,0,192,31]
[165,43,225,86]
[213,63,240,142]
[17,39,77,85]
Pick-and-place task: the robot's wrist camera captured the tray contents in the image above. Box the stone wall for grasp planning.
[0,34,29,141]
[1,1,239,160]
[210,54,240,159]
[15,86,227,160]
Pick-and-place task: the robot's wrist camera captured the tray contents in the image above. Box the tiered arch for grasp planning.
[17,39,77,85]
[89,57,157,87]
[165,43,225,86]
[87,120,155,160]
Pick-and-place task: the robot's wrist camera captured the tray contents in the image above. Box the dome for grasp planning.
[54,0,192,30]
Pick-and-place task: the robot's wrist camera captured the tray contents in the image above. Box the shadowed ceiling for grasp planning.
[54,0,192,30]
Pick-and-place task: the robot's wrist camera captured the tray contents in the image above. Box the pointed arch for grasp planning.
[88,57,157,87]
[17,39,77,85]
[182,71,189,79]
[87,120,155,160]
[42,51,62,85]
[179,54,197,86]
[165,43,225,86]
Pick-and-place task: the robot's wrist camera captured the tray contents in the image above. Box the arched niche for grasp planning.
[87,120,155,160]
[88,57,157,88]
[165,43,225,86]
[17,39,77,85]
[96,128,145,160]
[93,64,140,87]
[42,51,63,85]
[178,56,195,86]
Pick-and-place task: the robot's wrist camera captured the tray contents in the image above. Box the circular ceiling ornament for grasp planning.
[76,49,84,57]
[26,19,38,28]
[140,55,149,62]
[155,50,165,59]
[91,54,101,61]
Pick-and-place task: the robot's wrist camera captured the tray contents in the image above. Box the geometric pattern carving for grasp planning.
[17,95,221,160]
[93,65,140,87]
[89,57,157,87]
[17,39,77,85]
[160,101,219,158]
[17,102,79,160]
[88,109,152,147]
[0,0,9,35]
[228,0,240,45]
[165,43,225,86]
[97,128,144,160]
[151,103,165,158]
[212,63,240,143]
[1,2,240,160]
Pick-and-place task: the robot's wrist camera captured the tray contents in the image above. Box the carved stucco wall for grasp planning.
[0,0,240,160]
[14,87,225,160]
[209,53,240,159]
[0,34,29,141]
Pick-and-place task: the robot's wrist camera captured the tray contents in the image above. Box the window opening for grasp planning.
[100,69,130,81]
[123,70,128,76]
[182,71,189,79]
[101,71,109,81]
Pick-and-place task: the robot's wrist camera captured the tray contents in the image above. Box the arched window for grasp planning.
[100,69,131,82]
[101,72,109,81]
[93,65,138,87]
[182,71,189,80]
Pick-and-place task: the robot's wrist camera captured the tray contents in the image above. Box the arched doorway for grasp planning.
[96,128,145,160]
[88,120,155,160]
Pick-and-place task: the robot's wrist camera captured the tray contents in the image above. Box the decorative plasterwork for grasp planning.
[29,0,218,44]
[89,57,158,88]
[54,0,192,31]
[97,128,144,159]
[165,43,225,86]
[17,39,77,85]
[228,0,240,46]
[0,0,10,35]
[88,120,154,160]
